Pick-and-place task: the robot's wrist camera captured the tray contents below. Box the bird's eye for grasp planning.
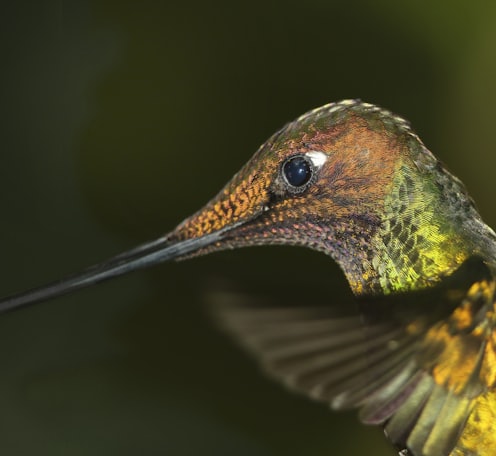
[282,155,314,192]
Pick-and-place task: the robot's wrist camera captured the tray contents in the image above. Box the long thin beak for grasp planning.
[0,138,273,314]
[0,222,243,313]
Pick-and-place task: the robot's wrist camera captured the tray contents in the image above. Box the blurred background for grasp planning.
[1,1,496,455]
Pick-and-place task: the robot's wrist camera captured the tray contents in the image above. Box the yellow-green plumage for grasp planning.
[372,162,470,294]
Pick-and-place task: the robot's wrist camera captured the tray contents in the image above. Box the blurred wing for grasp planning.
[210,257,496,456]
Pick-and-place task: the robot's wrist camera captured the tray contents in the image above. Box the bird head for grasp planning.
[169,100,477,294]
[2,100,485,311]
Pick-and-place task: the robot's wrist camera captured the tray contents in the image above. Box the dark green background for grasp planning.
[1,1,496,455]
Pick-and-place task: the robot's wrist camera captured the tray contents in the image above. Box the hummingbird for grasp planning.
[1,99,496,456]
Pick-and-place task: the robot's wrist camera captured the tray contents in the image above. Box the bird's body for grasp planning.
[174,100,496,455]
[1,100,496,455]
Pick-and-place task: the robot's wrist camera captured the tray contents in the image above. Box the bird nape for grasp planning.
[1,100,495,456]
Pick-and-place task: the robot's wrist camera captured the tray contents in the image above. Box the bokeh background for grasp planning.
[1,1,496,455]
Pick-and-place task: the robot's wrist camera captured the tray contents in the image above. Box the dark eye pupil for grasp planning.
[283,156,312,187]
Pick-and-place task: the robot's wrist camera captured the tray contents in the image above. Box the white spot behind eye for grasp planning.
[305,151,327,169]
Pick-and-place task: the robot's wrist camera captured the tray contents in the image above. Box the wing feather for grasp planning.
[209,257,496,456]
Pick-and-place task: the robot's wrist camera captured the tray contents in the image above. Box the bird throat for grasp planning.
[344,165,470,296]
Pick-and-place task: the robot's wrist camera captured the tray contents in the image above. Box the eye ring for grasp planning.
[281,154,316,194]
